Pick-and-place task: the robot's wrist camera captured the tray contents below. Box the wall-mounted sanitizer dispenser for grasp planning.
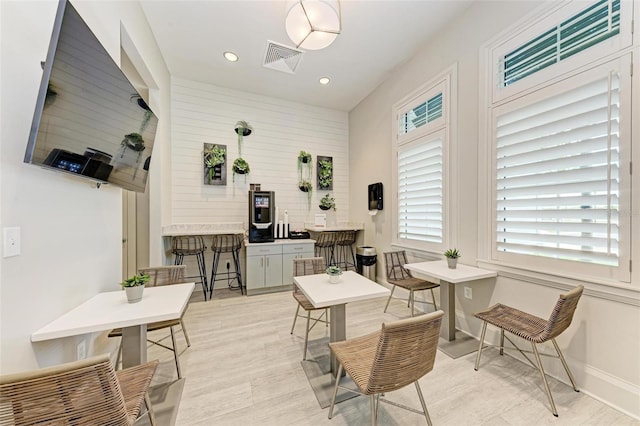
[249,191,275,243]
[368,182,383,211]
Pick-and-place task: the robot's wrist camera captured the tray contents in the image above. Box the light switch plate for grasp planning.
[3,227,21,257]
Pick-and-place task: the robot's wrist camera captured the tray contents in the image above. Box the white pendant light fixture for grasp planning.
[285,0,341,50]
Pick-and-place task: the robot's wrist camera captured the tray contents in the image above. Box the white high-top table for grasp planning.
[32,282,195,368]
[405,260,497,358]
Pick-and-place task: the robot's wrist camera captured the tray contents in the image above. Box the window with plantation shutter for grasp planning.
[492,55,631,280]
[501,0,620,87]
[398,133,444,244]
[392,69,453,252]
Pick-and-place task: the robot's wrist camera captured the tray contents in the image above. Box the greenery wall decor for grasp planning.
[232,120,253,183]
[317,156,333,190]
[319,193,336,211]
[203,143,226,185]
[298,150,313,207]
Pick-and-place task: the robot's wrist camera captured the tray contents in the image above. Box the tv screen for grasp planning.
[24,0,158,193]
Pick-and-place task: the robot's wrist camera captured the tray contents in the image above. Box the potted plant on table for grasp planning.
[326,265,343,284]
[444,248,460,269]
[120,273,150,303]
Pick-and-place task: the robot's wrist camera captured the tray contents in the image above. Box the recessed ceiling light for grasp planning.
[319,77,331,85]
[223,51,238,62]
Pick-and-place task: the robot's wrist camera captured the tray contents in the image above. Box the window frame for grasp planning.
[478,0,636,286]
[391,65,457,254]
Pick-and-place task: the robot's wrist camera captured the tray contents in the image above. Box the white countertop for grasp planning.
[162,223,245,236]
[31,283,195,341]
[305,225,364,232]
[294,270,389,308]
[405,260,497,283]
[245,239,315,246]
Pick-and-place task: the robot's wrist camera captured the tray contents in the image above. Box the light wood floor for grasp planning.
[144,287,638,426]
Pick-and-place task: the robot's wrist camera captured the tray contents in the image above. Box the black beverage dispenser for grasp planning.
[248,191,275,243]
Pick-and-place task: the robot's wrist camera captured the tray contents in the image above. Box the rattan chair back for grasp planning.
[315,232,336,248]
[384,251,413,282]
[139,265,186,287]
[538,285,584,342]
[335,230,356,246]
[171,235,206,255]
[0,354,156,425]
[293,257,326,277]
[366,310,443,394]
[211,233,244,253]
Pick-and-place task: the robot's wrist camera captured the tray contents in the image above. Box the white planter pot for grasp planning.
[328,274,341,284]
[446,258,458,269]
[125,285,144,303]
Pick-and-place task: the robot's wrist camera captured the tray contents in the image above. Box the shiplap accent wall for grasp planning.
[170,78,349,229]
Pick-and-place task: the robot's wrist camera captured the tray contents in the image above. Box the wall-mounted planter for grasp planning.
[203,143,227,185]
[317,155,333,190]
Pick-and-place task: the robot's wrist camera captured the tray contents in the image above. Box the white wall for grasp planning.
[349,0,640,419]
[170,78,349,229]
[0,0,170,373]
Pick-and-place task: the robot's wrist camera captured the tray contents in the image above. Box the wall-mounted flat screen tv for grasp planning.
[24,0,158,193]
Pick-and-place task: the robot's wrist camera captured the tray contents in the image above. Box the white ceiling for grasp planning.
[140,0,474,112]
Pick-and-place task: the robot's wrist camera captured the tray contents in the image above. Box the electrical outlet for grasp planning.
[2,227,21,258]
[464,286,472,300]
[76,340,86,360]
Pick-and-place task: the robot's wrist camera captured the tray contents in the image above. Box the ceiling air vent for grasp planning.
[263,40,303,74]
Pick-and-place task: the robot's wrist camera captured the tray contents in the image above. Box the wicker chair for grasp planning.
[383,251,439,317]
[334,230,357,271]
[328,310,444,425]
[290,257,329,360]
[314,232,336,267]
[0,354,158,425]
[210,233,244,297]
[473,285,584,417]
[110,265,189,379]
[171,235,209,300]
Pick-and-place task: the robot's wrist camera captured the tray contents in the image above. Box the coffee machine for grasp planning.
[248,190,275,243]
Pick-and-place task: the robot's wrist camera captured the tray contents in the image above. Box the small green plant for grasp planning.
[326,266,342,276]
[298,180,312,192]
[232,157,250,182]
[204,145,225,168]
[444,248,460,259]
[121,132,145,152]
[298,150,312,164]
[120,273,150,288]
[319,193,335,211]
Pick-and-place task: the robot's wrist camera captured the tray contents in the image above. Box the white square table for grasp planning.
[32,282,195,368]
[293,270,390,374]
[293,270,389,408]
[405,260,497,358]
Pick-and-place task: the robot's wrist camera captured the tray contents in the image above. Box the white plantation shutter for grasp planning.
[495,72,619,266]
[398,134,443,244]
[501,0,621,87]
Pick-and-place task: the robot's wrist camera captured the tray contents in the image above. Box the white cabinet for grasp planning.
[282,243,315,286]
[245,240,314,295]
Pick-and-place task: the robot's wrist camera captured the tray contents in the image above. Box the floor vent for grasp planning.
[263,40,304,74]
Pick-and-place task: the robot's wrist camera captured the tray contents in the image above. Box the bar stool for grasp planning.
[171,235,208,300]
[334,230,357,271]
[314,231,336,267]
[210,233,244,298]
